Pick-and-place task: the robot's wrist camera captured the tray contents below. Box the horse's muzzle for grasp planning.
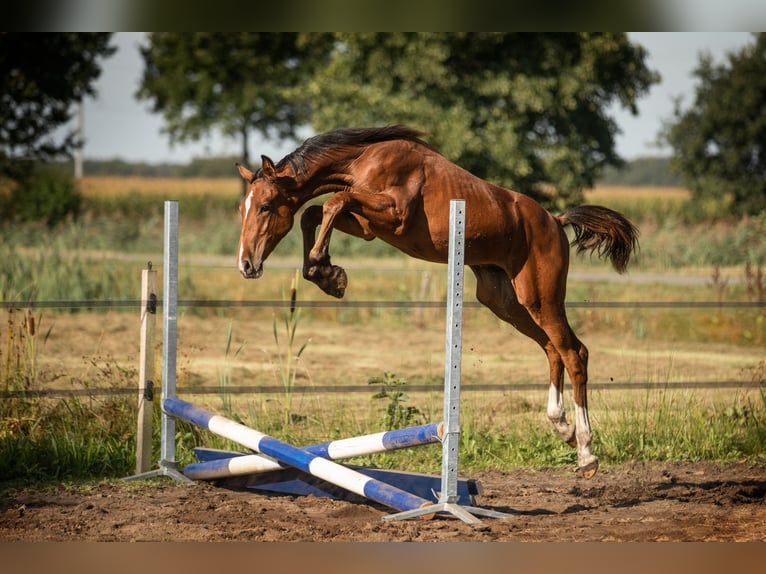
[240,258,263,279]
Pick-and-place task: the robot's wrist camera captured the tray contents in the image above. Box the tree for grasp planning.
[307,33,657,208]
[0,33,115,181]
[136,33,333,194]
[663,33,766,217]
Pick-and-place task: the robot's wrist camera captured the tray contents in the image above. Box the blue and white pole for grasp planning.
[163,397,434,515]
[182,422,443,480]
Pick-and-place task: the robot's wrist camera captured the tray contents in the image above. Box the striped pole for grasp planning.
[183,422,443,480]
[163,397,434,515]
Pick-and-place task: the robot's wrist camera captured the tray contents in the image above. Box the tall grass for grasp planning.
[218,321,244,421]
[597,386,766,463]
[0,395,138,482]
[3,182,764,283]
[1,313,139,482]
[0,239,139,302]
[585,185,690,223]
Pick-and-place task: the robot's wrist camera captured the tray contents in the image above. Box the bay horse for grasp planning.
[235,126,638,478]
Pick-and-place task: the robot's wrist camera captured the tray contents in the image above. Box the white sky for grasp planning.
[76,32,755,164]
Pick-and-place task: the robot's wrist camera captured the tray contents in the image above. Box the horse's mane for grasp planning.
[273,126,434,176]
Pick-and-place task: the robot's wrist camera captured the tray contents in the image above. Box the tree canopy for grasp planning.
[663,33,766,216]
[137,33,657,208]
[136,33,333,170]
[0,33,115,181]
[309,33,658,207]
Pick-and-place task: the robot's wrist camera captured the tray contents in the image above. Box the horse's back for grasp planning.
[350,138,564,267]
[415,146,566,267]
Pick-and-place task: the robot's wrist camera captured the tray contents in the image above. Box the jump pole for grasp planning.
[382,199,512,524]
[163,397,434,515]
[124,200,193,484]
[182,422,443,480]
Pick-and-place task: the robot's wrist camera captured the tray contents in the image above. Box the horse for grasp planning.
[235,126,639,478]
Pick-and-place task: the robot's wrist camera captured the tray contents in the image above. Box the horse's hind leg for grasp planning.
[512,268,598,478]
[471,265,576,447]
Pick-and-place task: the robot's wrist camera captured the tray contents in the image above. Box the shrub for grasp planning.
[4,164,82,227]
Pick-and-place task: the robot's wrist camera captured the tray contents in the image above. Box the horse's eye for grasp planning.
[260,203,272,213]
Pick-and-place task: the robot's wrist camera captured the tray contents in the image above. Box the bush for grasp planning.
[4,164,82,227]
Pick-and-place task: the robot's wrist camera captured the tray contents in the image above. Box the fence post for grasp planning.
[135,262,157,474]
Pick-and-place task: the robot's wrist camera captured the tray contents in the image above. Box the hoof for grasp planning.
[324,265,347,298]
[306,265,348,298]
[578,457,599,479]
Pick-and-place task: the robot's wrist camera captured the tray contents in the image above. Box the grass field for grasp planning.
[1,178,764,483]
[78,176,241,198]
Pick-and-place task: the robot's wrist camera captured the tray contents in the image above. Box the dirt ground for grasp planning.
[2,460,764,542]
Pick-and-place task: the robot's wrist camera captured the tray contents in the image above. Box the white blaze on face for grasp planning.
[244,189,253,219]
[239,189,254,272]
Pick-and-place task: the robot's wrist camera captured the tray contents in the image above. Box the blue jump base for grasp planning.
[164,397,434,514]
[193,447,480,506]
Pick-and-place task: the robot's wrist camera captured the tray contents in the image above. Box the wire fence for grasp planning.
[2,297,763,400]
[3,298,765,310]
[2,380,763,400]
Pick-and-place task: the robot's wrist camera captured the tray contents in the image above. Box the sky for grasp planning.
[76,32,755,165]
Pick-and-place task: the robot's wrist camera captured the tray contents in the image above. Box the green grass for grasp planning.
[596,386,766,464]
[0,394,138,483]
[2,376,765,485]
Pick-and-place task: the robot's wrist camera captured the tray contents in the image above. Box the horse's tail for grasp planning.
[557,205,639,274]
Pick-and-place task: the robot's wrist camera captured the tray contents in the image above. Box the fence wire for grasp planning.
[3,299,765,310]
[2,297,763,400]
[2,380,763,399]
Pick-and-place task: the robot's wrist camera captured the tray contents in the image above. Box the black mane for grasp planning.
[274,126,433,176]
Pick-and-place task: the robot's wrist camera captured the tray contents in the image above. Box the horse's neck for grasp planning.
[294,163,354,203]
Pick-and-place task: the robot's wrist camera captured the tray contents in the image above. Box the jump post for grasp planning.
[381,200,510,524]
[126,199,510,524]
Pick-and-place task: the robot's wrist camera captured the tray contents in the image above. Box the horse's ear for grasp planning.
[236,163,257,184]
[261,155,277,181]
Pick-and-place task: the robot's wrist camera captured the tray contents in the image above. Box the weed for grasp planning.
[272,270,310,428]
[218,321,244,421]
[368,372,426,430]
[2,309,47,392]
[709,266,729,304]
[744,263,765,302]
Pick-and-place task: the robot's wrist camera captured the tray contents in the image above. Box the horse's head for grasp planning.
[236,157,296,279]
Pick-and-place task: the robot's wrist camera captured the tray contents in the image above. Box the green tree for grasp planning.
[0,33,115,181]
[136,33,333,194]
[663,33,766,217]
[0,33,115,225]
[307,33,657,208]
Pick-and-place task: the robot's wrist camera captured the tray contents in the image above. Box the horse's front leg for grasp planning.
[299,204,348,298]
[301,192,398,298]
